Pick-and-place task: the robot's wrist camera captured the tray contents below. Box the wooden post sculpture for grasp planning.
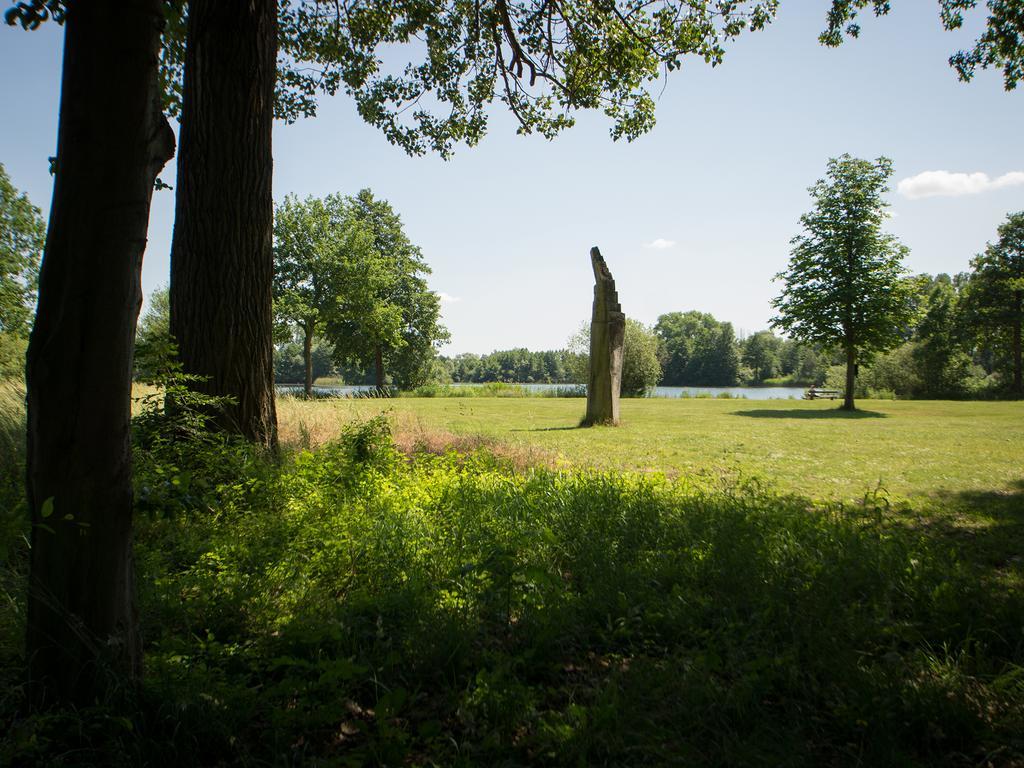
[584,247,625,426]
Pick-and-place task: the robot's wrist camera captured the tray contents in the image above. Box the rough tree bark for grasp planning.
[25,0,175,705]
[1014,289,1022,395]
[303,324,314,398]
[169,0,278,446]
[843,346,857,411]
[374,345,385,391]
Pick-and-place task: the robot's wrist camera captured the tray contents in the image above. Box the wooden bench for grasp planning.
[804,387,841,400]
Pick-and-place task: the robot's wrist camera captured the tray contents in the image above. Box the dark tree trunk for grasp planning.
[303,325,313,399]
[1014,290,1022,395]
[169,0,278,446]
[843,347,856,411]
[375,345,385,391]
[25,0,174,705]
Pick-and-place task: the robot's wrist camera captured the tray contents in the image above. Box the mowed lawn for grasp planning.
[278,396,1024,502]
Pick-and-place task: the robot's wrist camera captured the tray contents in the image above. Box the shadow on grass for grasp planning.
[732,407,888,419]
[908,478,1024,573]
[510,425,584,432]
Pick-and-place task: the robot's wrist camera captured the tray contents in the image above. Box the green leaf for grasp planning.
[40,496,54,518]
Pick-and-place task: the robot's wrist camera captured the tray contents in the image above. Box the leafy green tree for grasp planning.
[273,338,335,385]
[701,322,741,386]
[326,191,448,390]
[0,162,45,378]
[447,352,482,382]
[962,212,1024,395]
[134,287,175,382]
[273,194,375,397]
[860,342,921,398]
[911,274,974,397]
[778,339,828,385]
[621,319,663,396]
[771,155,917,410]
[741,331,782,384]
[656,311,713,385]
[654,311,740,386]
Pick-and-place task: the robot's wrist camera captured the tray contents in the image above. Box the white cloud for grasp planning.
[644,238,676,250]
[438,292,461,303]
[897,170,1024,200]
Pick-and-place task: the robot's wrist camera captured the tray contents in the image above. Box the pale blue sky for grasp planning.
[2,4,1022,354]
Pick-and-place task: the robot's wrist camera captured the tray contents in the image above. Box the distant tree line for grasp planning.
[437,349,575,385]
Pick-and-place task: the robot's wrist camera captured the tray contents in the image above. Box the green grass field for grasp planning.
[279,396,1024,502]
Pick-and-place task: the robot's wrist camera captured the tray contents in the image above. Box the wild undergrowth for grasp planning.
[0,380,27,691]
[0,387,1022,766]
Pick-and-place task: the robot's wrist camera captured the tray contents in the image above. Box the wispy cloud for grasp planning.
[897,170,1024,200]
[438,292,461,304]
[644,238,676,250]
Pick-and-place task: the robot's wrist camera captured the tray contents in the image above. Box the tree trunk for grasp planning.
[843,347,856,411]
[375,345,385,391]
[169,0,278,447]
[303,325,313,399]
[1014,289,1022,395]
[25,0,174,705]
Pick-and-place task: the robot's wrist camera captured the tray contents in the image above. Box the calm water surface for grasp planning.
[278,383,806,400]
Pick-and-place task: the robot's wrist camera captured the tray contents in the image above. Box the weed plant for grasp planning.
[1,390,1021,766]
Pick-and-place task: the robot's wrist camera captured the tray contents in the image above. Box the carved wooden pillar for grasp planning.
[584,247,625,426]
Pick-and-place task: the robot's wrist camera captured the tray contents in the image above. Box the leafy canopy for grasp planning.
[822,0,1024,90]
[7,0,778,155]
[770,155,916,361]
[281,0,780,154]
[9,0,1021,153]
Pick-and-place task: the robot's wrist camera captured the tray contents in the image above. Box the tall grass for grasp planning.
[0,380,27,690]
[0,381,25,490]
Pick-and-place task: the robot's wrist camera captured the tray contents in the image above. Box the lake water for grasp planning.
[277,383,807,400]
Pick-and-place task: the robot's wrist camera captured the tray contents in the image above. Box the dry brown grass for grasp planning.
[275,395,354,449]
[275,395,555,471]
[387,410,556,471]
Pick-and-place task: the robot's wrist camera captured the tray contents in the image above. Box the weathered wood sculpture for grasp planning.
[584,247,625,426]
